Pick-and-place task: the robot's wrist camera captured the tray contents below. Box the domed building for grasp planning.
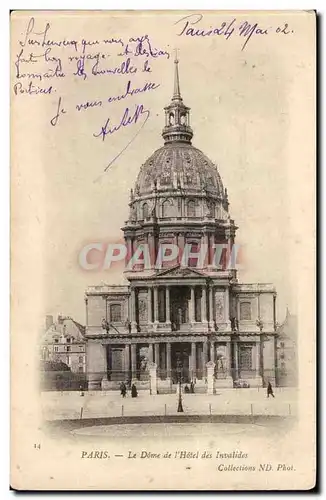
[85,58,278,392]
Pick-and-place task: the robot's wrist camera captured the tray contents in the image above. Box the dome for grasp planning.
[135,143,225,198]
[126,57,231,225]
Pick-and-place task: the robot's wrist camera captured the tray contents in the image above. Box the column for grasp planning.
[153,286,159,324]
[202,340,208,378]
[191,342,196,381]
[126,238,132,267]
[131,287,137,333]
[124,344,130,378]
[190,286,195,323]
[226,342,232,377]
[225,287,231,330]
[234,340,239,379]
[260,335,265,381]
[256,342,260,377]
[165,286,171,324]
[148,233,155,269]
[209,285,214,327]
[201,286,208,324]
[210,341,215,363]
[225,229,233,270]
[203,234,209,267]
[166,342,171,379]
[210,234,215,267]
[155,343,160,367]
[131,344,137,381]
[147,287,152,324]
[179,233,185,266]
[148,343,154,363]
[257,293,261,318]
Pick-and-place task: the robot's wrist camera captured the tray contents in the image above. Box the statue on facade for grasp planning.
[125,319,131,334]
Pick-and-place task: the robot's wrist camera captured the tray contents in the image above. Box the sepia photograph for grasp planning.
[10,10,316,490]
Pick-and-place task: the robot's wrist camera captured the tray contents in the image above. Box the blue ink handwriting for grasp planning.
[93,103,150,141]
[50,96,67,126]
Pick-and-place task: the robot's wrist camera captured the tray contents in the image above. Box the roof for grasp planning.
[135,143,225,198]
[42,316,86,344]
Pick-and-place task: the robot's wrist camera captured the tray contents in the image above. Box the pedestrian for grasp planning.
[267,380,275,398]
[131,383,138,398]
[120,381,127,398]
[190,381,195,394]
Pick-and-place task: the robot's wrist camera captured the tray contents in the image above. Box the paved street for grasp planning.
[41,387,297,421]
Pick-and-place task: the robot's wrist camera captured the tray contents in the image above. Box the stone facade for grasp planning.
[85,58,278,392]
[276,309,298,387]
[41,315,86,373]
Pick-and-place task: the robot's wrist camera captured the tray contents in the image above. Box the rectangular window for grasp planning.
[239,346,252,370]
[66,338,71,343]
[66,346,71,352]
[79,356,83,363]
[54,346,58,352]
[240,301,251,320]
[110,304,122,322]
[78,366,84,373]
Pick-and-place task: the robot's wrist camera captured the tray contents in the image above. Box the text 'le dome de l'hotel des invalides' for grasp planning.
[84,57,279,392]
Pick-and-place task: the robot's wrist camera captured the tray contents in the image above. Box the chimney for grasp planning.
[45,315,54,331]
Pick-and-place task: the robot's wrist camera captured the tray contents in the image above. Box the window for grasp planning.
[240,302,251,320]
[239,346,252,370]
[78,366,84,373]
[162,199,175,218]
[66,346,71,352]
[66,338,71,343]
[54,338,59,343]
[188,241,200,268]
[110,304,122,322]
[142,203,149,219]
[280,342,285,348]
[187,200,196,217]
[79,356,83,363]
[54,346,58,352]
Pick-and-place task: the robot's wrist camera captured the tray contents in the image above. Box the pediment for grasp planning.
[154,265,206,278]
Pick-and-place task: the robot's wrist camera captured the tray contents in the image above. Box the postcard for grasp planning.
[10,10,316,490]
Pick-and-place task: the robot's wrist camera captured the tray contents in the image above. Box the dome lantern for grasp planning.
[162,55,193,145]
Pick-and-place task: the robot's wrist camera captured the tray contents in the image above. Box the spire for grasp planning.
[162,53,193,145]
[172,50,182,101]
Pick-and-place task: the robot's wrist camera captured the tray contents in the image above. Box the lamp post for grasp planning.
[176,356,184,413]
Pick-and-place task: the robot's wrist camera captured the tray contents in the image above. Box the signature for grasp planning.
[93,104,150,176]
[93,103,150,142]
